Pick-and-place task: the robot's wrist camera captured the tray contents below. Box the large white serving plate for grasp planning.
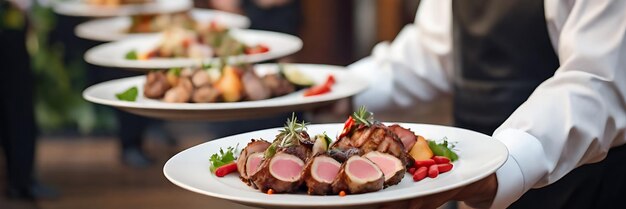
[163,123,508,209]
[84,29,303,70]
[75,9,251,42]
[52,0,192,17]
[82,64,368,121]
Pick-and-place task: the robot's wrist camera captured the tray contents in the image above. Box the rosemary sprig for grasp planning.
[352,106,374,126]
[265,113,308,158]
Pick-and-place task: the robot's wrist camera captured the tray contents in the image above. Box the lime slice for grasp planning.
[282,65,314,87]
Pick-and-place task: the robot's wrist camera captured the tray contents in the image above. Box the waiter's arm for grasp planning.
[349,0,453,113]
[490,0,626,208]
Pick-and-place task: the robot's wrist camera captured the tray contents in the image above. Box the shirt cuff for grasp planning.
[489,129,549,209]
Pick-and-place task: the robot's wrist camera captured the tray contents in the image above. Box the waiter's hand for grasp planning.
[380,174,498,209]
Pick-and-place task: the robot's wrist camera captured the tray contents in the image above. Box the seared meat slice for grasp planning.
[249,145,311,193]
[143,71,171,99]
[262,74,295,97]
[331,123,408,166]
[242,70,271,101]
[388,124,417,152]
[327,148,362,163]
[363,151,405,187]
[302,153,342,195]
[236,139,271,184]
[331,155,384,194]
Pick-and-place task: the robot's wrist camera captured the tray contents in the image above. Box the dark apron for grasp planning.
[452,0,626,208]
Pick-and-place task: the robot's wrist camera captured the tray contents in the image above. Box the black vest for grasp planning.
[452,1,626,208]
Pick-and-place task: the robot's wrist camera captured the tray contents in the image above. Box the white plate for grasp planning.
[75,9,251,42]
[84,29,303,69]
[163,123,509,209]
[52,0,192,17]
[82,64,368,121]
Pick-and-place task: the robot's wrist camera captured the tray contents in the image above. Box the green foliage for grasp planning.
[427,138,459,162]
[209,145,238,172]
[116,86,138,101]
[28,3,112,134]
[125,50,138,60]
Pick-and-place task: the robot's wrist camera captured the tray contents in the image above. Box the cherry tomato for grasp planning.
[245,44,270,54]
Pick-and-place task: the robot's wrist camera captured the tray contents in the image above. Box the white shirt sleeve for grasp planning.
[490,0,626,208]
[350,0,453,113]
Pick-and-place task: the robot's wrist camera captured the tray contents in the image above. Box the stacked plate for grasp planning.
[68,1,368,121]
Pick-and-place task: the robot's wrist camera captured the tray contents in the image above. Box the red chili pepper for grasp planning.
[437,163,453,173]
[326,74,336,86]
[428,164,439,178]
[412,166,428,181]
[414,159,436,168]
[303,84,331,97]
[215,162,238,177]
[303,74,335,97]
[244,44,270,54]
[433,156,451,164]
[337,116,354,139]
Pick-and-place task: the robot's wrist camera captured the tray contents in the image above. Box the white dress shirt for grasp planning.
[350,0,626,208]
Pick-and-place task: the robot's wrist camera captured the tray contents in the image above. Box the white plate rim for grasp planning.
[82,63,368,110]
[52,0,193,17]
[162,123,509,207]
[74,8,251,42]
[83,29,303,69]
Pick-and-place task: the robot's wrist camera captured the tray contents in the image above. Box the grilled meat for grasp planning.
[302,153,342,195]
[249,145,311,193]
[236,139,271,184]
[331,123,408,166]
[363,151,405,187]
[331,155,384,194]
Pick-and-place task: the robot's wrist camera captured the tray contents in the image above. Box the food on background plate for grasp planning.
[210,107,460,195]
[125,25,268,60]
[87,0,153,6]
[127,12,196,33]
[115,64,335,103]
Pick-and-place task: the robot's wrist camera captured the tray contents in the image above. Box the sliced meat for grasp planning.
[192,86,221,103]
[331,156,384,194]
[303,154,342,195]
[242,70,271,101]
[262,74,295,97]
[331,123,408,166]
[388,124,417,152]
[327,148,362,163]
[249,145,310,193]
[143,71,171,99]
[236,139,271,183]
[363,151,405,187]
[245,152,265,177]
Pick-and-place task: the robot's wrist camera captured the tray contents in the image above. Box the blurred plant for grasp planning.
[26,3,114,134]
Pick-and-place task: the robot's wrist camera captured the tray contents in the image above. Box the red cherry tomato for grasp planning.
[245,44,270,54]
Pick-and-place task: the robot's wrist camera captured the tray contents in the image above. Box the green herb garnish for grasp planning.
[264,113,308,158]
[428,138,459,162]
[125,50,138,60]
[116,86,138,101]
[352,106,374,126]
[209,145,238,172]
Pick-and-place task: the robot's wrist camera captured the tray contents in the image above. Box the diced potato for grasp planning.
[214,66,243,102]
[410,135,434,161]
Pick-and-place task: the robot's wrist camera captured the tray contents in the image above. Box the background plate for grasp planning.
[84,29,303,70]
[75,9,250,42]
[163,123,508,209]
[52,0,192,17]
[82,64,368,121]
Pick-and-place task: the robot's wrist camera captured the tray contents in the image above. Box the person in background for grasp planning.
[349,0,626,208]
[0,0,58,199]
[209,0,301,36]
